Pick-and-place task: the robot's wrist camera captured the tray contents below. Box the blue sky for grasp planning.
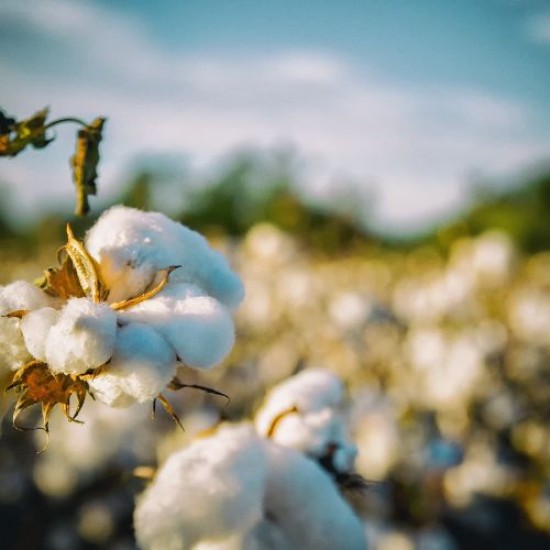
[1,0,549,231]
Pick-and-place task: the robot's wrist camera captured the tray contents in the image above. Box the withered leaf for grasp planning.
[71,117,105,215]
[0,108,52,157]
[38,258,86,300]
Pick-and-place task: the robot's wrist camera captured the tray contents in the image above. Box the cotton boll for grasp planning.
[46,298,117,375]
[85,206,244,309]
[120,283,235,369]
[0,317,32,373]
[88,323,177,407]
[255,370,358,476]
[261,406,358,472]
[134,426,267,550]
[135,427,365,550]
[20,307,60,362]
[0,280,54,315]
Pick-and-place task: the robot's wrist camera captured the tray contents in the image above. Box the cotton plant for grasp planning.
[134,369,367,550]
[0,205,244,434]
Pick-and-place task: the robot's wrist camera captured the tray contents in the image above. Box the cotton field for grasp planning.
[1,213,549,549]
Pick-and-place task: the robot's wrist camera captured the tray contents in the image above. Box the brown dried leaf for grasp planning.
[38,258,86,299]
[71,117,105,215]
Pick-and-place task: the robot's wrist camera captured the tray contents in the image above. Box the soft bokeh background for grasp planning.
[1,1,550,549]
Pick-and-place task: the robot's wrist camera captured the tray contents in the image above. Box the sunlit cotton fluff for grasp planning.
[44,297,117,375]
[135,426,266,550]
[118,281,235,369]
[134,425,366,550]
[255,369,358,473]
[20,307,59,362]
[0,281,56,372]
[85,206,244,309]
[88,323,177,407]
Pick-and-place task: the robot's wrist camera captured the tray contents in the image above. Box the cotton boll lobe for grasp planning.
[164,296,235,369]
[20,307,59,362]
[85,206,244,309]
[0,317,32,373]
[0,280,54,315]
[261,442,367,550]
[88,323,177,407]
[119,283,236,370]
[0,281,57,373]
[46,298,117,375]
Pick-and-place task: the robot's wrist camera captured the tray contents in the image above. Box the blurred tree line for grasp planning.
[1,152,550,262]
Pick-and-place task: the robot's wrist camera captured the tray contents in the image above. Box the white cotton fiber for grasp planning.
[260,441,366,550]
[88,323,177,407]
[263,369,344,415]
[0,281,56,373]
[46,298,117,375]
[0,280,54,316]
[254,369,359,474]
[0,317,32,373]
[164,296,235,369]
[255,369,344,437]
[20,307,60,362]
[119,283,235,369]
[85,206,244,309]
[134,425,267,550]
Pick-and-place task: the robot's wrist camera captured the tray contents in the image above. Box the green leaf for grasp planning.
[71,117,106,215]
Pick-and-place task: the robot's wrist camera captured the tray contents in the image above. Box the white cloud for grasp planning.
[1,0,549,231]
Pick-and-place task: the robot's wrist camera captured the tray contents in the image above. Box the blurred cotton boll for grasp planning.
[85,206,244,309]
[134,425,366,550]
[134,426,267,550]
[255,369,358,475]
[33,401,158,496]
